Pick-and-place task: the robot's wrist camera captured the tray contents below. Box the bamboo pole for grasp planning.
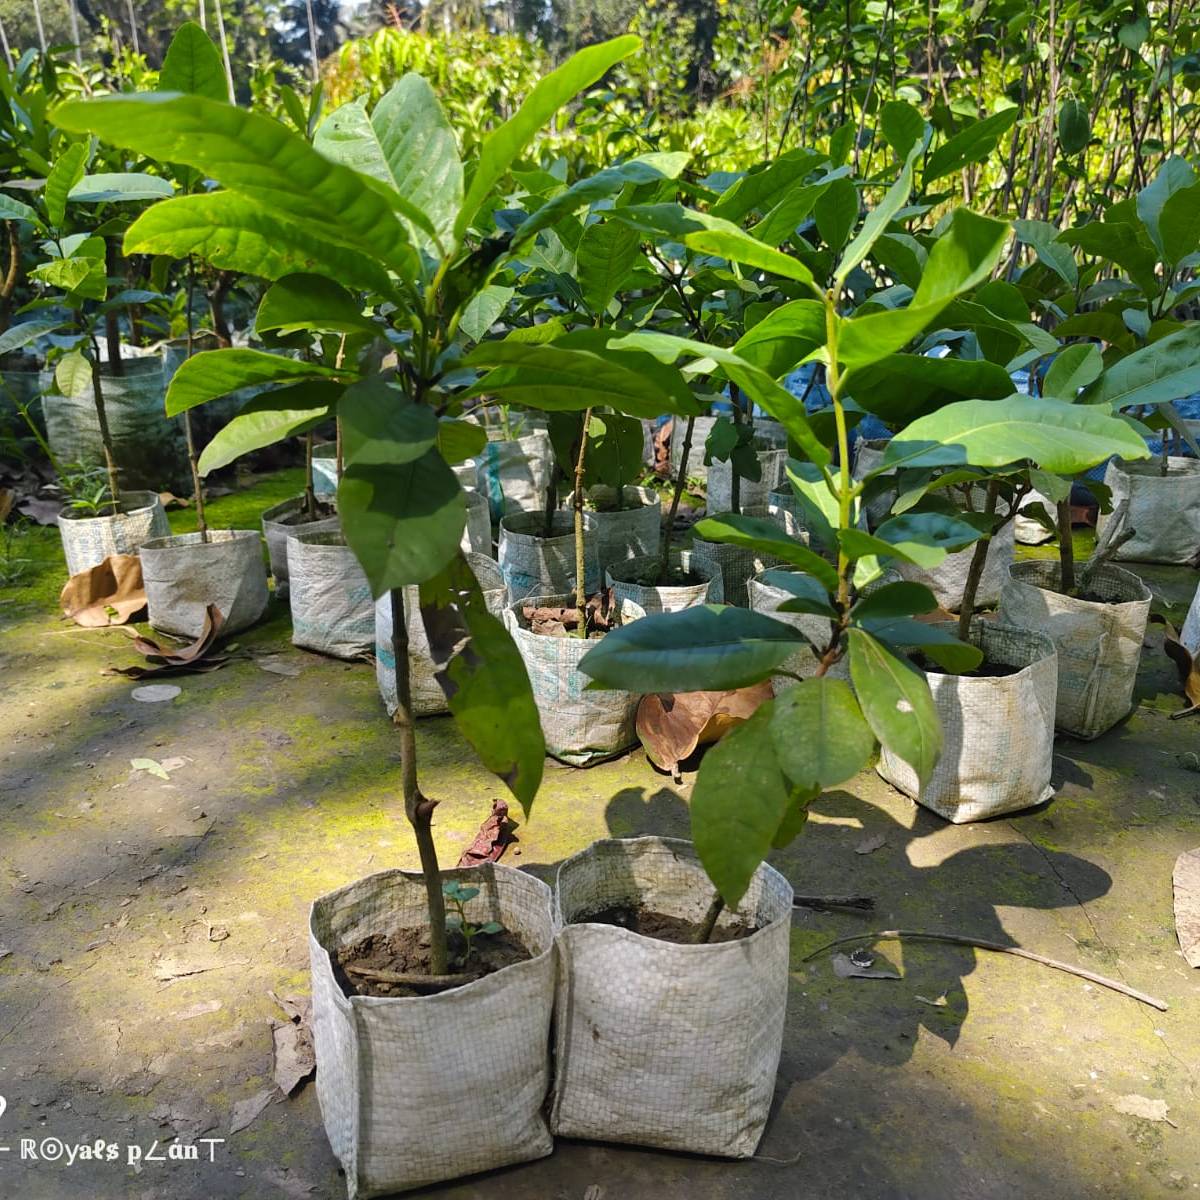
[212,0,235,103]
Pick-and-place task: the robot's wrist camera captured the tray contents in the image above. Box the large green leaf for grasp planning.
[844,353,1012,422]
[68,173,174,203]
[159,20,227,101]
[1137,157,1196,258]
[1058,221,1159,296]
[339,374,438,467]
[124,192,396,297]
[0,319,65,355]
[711,148,828,222]
[852,580,938,619]
[884,395,1150,473]
[53,93,416,276]
[0,192,39,224]
[45,142,87,229]
[879,100,927,158]
[338,448,466,594]
[684,217,817,287]
[857,616,983,673]
[165,348,346,416]
[577,604,810,692]
[464,340,699,418]
[841,512,984,567]
[923,106,1019,185]
[418,554,544,814]
[256,273,377,336]
[733,299,825,378]
[1043,343,1103,398]
[437,418,488,464]
[1082,324,1200,410]
[1014,218,1077,287]
[693,513,840,590]
[770,679,874,788]
[835,139,923,287]
[576,218,642,314]
[316,74,461,253]
[457,284,514,342]
[456,35,640,238]
[197,381,340,474]
[814,176,858,253]
[691,704,796,909]
[848,628,941,784]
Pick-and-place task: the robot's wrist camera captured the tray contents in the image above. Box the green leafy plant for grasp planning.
[442,879,504,968]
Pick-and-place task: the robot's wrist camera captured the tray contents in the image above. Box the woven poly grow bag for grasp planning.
[551,837,793,1157]
[309,863,556,1198]
[287,531,375,659]
[261,496,341,595]
[139,530,269,638]
[691,504,781,607]
[474,430,555,523]
[707,439,788,515]
[375,555,507,717]
[57,490,170,577]
[997,561,1151,739]
[851,437,896,529]
[748,568,826,691]
[1097,457,1200,564]
[564,485,661,573]
[506,594,639,765]
[895,515,1016,611]
[878,622,1058,823]
[498,510,599,603]
[606,551,722,619]
[42,355,188,491]
[670,415,783,486]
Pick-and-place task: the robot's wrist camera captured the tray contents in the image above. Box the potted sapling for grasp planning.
[570,167,1147,1150]
[56,32,658,1194]
[468,401,555,523]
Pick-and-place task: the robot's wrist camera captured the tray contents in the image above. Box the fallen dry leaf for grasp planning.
[637,682,774,777]
[108,605,229,679]
[131,757,170,780]
[1113,1094,1173,1124]
[915,993,949,1008]
[1173,847,1200,969]
[255,655,302,677]
[272,1020,315,1096]
[1153,615,1200,718]
[230,1088,276,1134]
[60,555,146,627]
[131,684,181,703]
[855,833,888,855]
[174,1000,222,1021]
[832,951,900,980]
[457,798,518,867]
[268,992,312,1025]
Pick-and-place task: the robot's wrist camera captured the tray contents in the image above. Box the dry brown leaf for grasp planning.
[1113,1094,1173,1124]
[636,682,773,776]
[230,1088,276,1134]
[1173,847,1200,969]
[59,555,146,627]
[1153,615,1200,717]
[832,951,900,980]
[272,1020,315,1096]
[107,605,229,678]
[855,833,888,855]
[457,798,517,867]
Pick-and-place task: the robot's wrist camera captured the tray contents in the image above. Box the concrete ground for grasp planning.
[2,469,1200,1200]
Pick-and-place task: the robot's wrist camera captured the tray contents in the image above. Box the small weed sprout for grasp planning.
[442,880,503,968]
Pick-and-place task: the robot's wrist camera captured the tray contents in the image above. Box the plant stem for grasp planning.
[573,407,592,638]
[183,411,208,541]
[304,431,317,520]
[956,478,999,640]
[729,386,743,513]
[104,240,123,378]
[86,334,121,514]
[658,415,695,586]
[1057,498,1075,595]
[694,892,725,943]
[388,587,448,976]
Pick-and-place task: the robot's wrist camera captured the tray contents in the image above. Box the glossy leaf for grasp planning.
[1137,157,1196,258]
[693,513,840,590]
[814,176,858,252]
[197,381,339,474]
[923,106,1019,185]
[577,604,811,693]
[159,21,228,101]
[1081,325,1200,410]
[577,218,642,314]
[339,374,438,467]
[1043,343,1103,397]
[165,348,346,416]
[256,273,377,336]
[858,616,983,673]
[851,580,938,619]
[684,217,817,287]
[835,139,922,286]
[733,299,825,378]
[458,284,514,342]
[69,173,174,203]
[0,319,64,355]
[437,418,488,464]
[770,679,875,788]
[843,353,1012,422]
[848,628,941,784]
[879,100,926,158]
[0,192,38,224]
[758,567,837,618]
[45,142,87,229]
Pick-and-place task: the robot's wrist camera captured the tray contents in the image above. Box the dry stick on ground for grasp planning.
[345,965,475,989]
[792,894,875,911]
[388,587,448,975]
[801,929,1168,1011]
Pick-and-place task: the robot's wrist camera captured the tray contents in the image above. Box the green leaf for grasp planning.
[923,106,1018,185]
[159,20,227,101]
[1137,157,1196,257]
[852,580,939,619]
[1014,218,1077,287]
[256,273,376,336]
[770,678,874,788]
[52,93,415,276]
[339,448,466,594]
[683,217,817,287]
[835,139,923,287]
[166,348,346,416]
[1158,181,1200,266]
[691,704,795,909]
[464,340,699,419]
[879,100,926,158]
[577,604,811,692]
[1081,325,1200,410]
[418,554,544,814]
[785,461,838,551]
[339,374,438,467]
[45,142,87,229]
[124,192,396,298]
[1043,343,1103,397]
[854,512,984,567]
[197,381,340,474]
[69,173,174,203]
[437,418,487,464]
[760,568,837,618]
[814,176,858,253]
[0,319,64,355]
[844,353,1013,422]
[858,615,983,673]
[576,219,642,314]
[732,299,825,378]
[693,513,840,590]
[585,412,643,489]
[1057,98,1090,156]
[458,284,514,342]
[751,168,851,247]
[1117,13,1150,50]
[0,192,39,224]
[884,394,1150,473]
[456,35,640,239]
[55,350,92,399]
[1058,222,1159,296]
[848,628,941,784]
[711,148,828,221]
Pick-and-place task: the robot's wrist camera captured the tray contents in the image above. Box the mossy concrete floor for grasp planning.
[2,471,1200,1200]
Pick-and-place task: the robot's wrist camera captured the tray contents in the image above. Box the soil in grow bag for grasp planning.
[915,653,1022,679]
[576,904,759,943]
[521,591,618,637]
[611,561,705,588]
[334,926,534,998]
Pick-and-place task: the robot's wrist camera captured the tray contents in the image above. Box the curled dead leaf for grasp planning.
[60,555,146,627]
[637,682,773,777]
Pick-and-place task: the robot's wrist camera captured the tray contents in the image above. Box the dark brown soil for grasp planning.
[611,565,705,589]
[1040,586,1122,605]
[918,654,1023,679]
[576,903,758,944]
[334,925,533,998]
[280,501,336,526]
